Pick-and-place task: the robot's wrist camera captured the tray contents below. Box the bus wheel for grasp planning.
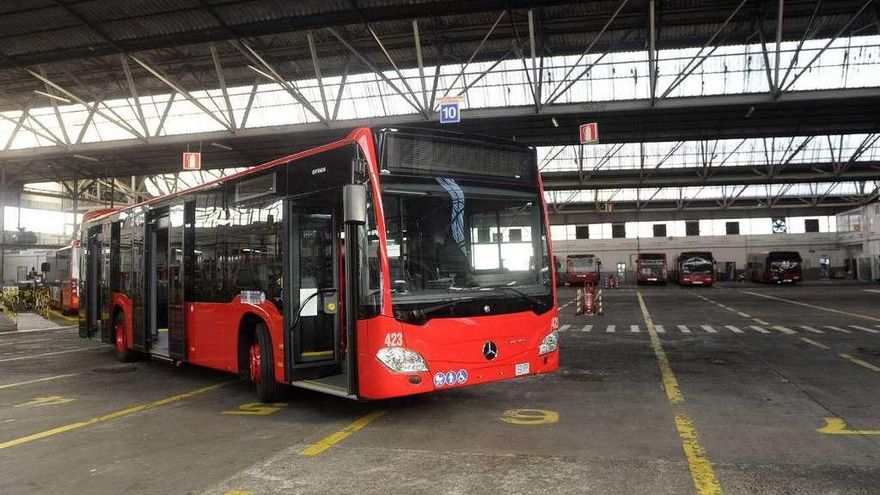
[251,323,282,402]
[113,313,135,362]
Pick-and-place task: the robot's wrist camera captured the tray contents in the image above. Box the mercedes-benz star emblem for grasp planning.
[482,341,498,361]
[483,304,491,314]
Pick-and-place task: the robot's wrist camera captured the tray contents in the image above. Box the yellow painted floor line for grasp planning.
[48,310,78,322]
[299,410,386,457]
[637,291,723,495]
[839,354,880,373]
[0,373,78,390]
[0,346,100,363]
[0,381,232,451]
[742,290,880,323]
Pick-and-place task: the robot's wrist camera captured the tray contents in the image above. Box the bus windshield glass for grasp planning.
[681,257,713,274]
[382,177,551,319]
[568,257,595,271]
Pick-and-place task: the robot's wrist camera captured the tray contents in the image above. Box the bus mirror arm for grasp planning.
[343,184,367,225]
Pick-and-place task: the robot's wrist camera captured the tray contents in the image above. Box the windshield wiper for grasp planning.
[488,285,548,310]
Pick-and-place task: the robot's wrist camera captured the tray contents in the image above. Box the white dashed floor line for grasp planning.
[824,326,851,333]
[749,325,770,334]
[630,325,641,333]
[800,326,824,334]
[701,325,718,334]
[724,325,744,334]
[850,325,880,334]
[678,325,691,334]
[772,326,797,335]
[605,325,616,333]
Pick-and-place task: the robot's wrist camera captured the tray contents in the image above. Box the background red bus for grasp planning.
[565,254,600,285]
[43,242,80,314]
[78,127,559,401]
[636,253,667,284]
[674,251,715,286]
[746,251,803,283]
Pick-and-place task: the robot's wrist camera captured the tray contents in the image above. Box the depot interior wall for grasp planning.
[552,232,844,279]
[2,249,50,284]
[837,202,880,281]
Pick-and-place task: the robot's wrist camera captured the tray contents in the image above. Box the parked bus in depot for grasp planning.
[636,253,667,284]
[674,252,716,286]
[78,127,559,401]
[746,251,803,284]
[43,242,80,314]
[564,254,600,285]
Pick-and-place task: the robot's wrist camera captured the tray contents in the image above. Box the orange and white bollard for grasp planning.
[585,285,595,315]
[597,288,604,315]
[575,288,583,315]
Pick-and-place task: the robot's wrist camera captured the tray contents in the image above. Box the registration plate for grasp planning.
[693,281,703,285]
[648,278,657,281]
[515,362,530,376]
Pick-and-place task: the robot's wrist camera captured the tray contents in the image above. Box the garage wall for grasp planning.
[552,232,845,280]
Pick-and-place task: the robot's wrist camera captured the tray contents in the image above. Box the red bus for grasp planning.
[78,127,559,401]
[636,253,667,284]
[565,254,599,285]
[746,251,803,284]
[43,242,81,314]
[674,251,715,286]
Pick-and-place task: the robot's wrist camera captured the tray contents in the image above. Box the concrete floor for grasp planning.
[1,282,879,494]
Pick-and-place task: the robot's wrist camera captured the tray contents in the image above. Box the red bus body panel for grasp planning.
[678,273,714,286]
[357,312,559,400]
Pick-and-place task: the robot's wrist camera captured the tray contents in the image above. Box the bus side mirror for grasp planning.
[343,184,367,225]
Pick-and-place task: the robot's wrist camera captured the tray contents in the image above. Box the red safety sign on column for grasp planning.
[183,152,201,171]
[579,123,598,144]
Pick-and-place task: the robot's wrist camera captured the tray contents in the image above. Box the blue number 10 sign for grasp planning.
[439,102,460,124]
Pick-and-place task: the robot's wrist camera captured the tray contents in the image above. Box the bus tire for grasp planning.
[250,322,283,402]
[112,311,136,362]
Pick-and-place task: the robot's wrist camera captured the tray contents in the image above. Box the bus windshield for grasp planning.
[681,257,713,274]
[382,177,551,318]
[567,257,595,271]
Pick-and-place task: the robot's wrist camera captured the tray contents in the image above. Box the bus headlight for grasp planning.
[376,347,429,373]
[538,331,559,355]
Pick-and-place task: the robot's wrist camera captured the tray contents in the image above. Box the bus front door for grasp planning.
[286,201,349,395]
[81,225,102,339]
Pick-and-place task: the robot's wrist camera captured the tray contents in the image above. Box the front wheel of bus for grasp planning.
[113,312,135,362]
[250,323,282,402]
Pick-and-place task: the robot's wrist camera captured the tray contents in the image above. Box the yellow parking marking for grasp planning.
[0,373,78,390]
[637,291,723,495]
[14,396,75,408]
[501,409,559,425]
[0,381,231,451]
[48,309,78,322]
[839,353,880,373]
[818,417,880,435]
[0,325,77,335]
[223,491,254,495]
[753,318,770,325]
[299,410,386,457]
[222,402,286,415]
[742,290,880,323]
[0,346,99,362]
[799,337,829,350]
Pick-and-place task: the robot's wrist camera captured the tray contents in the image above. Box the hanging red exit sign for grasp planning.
[182,152,201,170]
[579,123,599,144]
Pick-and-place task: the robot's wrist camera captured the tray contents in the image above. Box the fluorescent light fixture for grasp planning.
[33,90,71,104]
[211,142,233,151]
[72,154,99,162]
[551,117,559,128]
[247,64,276,82]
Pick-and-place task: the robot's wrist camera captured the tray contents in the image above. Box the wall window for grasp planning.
[652,224,667,237]
[804,218,820,233]
[725,221,740,235]
[611,223,625,238]
[575,225,589,239]
[685,221,700,236]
